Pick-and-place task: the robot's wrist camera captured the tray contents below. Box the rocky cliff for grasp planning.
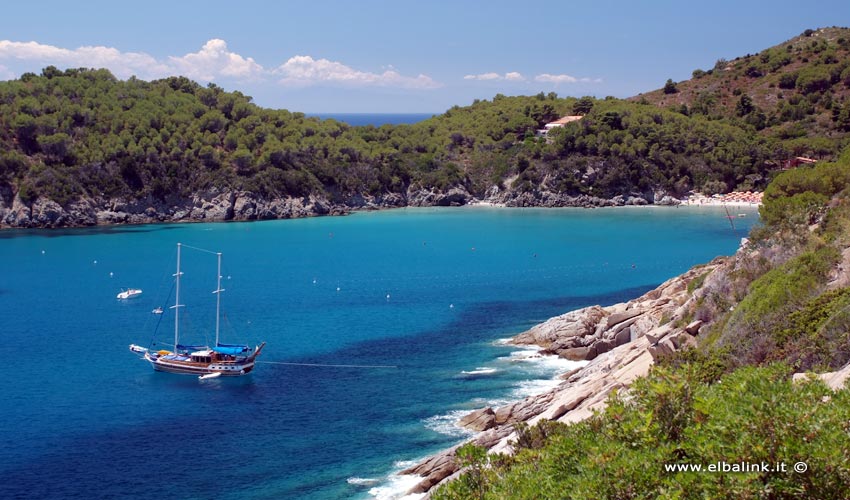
[0,185,681,229]
[0,190,350,228]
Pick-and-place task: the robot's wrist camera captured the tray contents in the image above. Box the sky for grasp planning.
[0,0,848,113]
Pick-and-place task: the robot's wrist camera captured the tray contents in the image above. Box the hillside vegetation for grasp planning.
[5,27,849,227]
[636,27,850,154]
[0,70,775,211]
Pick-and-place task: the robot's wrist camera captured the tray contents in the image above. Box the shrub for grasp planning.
[779,72,798,89]
[436,365,850,499]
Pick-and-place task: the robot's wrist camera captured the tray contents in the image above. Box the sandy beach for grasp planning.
[681,191,763,207]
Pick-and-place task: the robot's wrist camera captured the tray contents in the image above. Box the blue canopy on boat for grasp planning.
[213,344,249,355]
[177,344,207,352]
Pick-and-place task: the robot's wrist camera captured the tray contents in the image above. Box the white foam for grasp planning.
[393,460,418,470]
[348,477,380,487]
[502,346,545,363]
[460,367,499,376]
[510,378,564,399]
[526,353,587,374]
[493,347,589,399]
[369,343,590,499]
[367,471,426,500]
[500,348,586,373]
[422,410,476,438]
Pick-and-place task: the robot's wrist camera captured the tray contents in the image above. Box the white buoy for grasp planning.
[449,304,454,309]
[386,294,391,300]
[109,272,114,277]
[41,250,45,255]
[336,286,341,292]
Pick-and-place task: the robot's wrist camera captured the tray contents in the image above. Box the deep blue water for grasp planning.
[308,113,434,127]
[0,206,758,499]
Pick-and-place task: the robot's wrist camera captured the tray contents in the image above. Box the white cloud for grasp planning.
[463,71,600,86]
[534,73,578,84]
[0,38,440,90]
[0,40,169,79]
[463,71,526,82]
[464,72,500,80]
[168,39,264,82]
[275,55,440,89]
[534,73,602,85]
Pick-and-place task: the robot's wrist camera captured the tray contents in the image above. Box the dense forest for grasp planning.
[0,70,772,209]
[1,27,848,227]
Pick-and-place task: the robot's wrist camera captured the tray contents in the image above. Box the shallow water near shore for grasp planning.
[0,206,757,499]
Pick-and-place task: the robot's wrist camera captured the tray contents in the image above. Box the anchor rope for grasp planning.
[257,361,397,369]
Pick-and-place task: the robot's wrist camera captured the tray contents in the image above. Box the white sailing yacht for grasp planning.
[129,243,265,378]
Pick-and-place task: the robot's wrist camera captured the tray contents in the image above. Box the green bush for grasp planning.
[434,365,850,499]
[761,160,850,227]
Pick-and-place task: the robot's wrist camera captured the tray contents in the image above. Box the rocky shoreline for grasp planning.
[0,185,682,229]
[397,260,722,497]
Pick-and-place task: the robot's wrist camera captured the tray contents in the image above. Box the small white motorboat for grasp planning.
[117,288,143,300]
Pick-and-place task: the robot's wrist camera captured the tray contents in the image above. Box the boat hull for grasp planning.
[117,289,143,300]
[144,352,255,376]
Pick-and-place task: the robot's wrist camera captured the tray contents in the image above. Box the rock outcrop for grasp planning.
[0,182,681,229]
[0,190,355,228]
[400,262,719,497]
[793,361,850,391]
[512,264,709,362]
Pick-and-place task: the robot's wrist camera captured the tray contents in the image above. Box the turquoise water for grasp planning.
[0,206,757,499]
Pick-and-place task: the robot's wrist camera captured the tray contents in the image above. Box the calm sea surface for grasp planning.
[0,206,758,499]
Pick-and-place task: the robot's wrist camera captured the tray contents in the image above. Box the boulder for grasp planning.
[513,305,607,347]
[559,345,595,360]
[794,362,850,391]
[30,198,66,227]
[458,407,496,432]
[614,325,632,346]
[648,338,676,361]
[685,320,704,335]
[606,309,643,327]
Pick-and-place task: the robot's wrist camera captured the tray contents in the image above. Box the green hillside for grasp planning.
[635,27,850,153]
[1,27,848,227]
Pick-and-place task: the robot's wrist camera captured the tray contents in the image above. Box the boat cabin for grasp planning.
[189,349,239,363]
[190,350,215,364]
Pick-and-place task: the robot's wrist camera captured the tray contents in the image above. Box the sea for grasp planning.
[307,113,434,127]
[0,206,758,499]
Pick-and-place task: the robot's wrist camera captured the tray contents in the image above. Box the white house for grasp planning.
[536,115,583,137]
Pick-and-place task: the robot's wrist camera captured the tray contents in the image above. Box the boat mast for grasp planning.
[214,252,224,346]
[171,243,184,351]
